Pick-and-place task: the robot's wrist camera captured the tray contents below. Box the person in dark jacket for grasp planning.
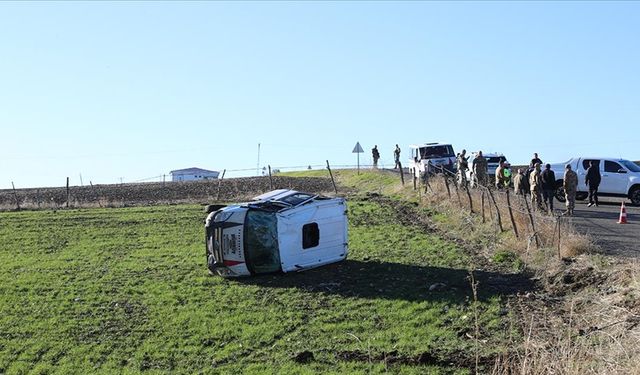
[585,161,601,207]
[540,163,556,213]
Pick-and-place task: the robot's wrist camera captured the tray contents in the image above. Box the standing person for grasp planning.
[472,151,488,187]
[530,153,543,168]
[563,164,578,216]
[495,161,505,189]
[585,160,601,207]
[513,169,526,196]
[457,149,469,186]
[372,145,380,169]
[393,144,401,169]
[529,162,543,210]
[540,163,556,213]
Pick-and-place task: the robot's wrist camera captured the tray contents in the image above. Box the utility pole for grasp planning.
[257,143,261,176]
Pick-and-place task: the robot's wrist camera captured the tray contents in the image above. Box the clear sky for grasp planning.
[1,1,639,188]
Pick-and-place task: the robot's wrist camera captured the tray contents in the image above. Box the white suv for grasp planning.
[408,143,456,177]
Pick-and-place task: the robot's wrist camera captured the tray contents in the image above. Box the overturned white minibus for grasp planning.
[205,189,348,277]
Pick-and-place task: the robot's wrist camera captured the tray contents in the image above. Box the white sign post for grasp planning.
[352,141,364,174]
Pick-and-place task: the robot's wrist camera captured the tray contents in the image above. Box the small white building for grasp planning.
[170,167,219,182]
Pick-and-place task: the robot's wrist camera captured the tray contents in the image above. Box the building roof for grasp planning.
[170,167,219,175]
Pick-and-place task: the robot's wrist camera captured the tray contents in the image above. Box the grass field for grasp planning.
[0,178,523,373]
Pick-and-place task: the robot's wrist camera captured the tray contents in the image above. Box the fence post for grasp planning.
[413,170,417,191]
[398,161,405,186]
[464,184,473,213]
[268,165,273,190]
[452,176,461,204]
[443,174,451,198]
[216,169,226,201]
[36,188,41,209]
[557,217,562,260]
[326,160,338,194]
[505,189,519,238]
[66,177,70,208]
[11,182,20,210]
[481,191,486,223]
[523,196,540,248]
[487,188,503,232]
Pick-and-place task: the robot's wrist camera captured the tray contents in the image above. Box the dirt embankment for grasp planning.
[0,176,335,210]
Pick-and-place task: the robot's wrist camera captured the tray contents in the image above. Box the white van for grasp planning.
[205,189,348,277]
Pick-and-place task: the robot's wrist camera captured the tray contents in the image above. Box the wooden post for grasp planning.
[481,191,485,223]
[11,182,20,210]
[36,188,41,209]
[443,174,451,198]
[557,217,562,260]
[398,161,405,186]
[465,184,473,213]
[66,177,70,208]
[452,176,461,204]
[505,189,519,238]
[268,165,273,190]
[524,196,540,248]
[216,169,226,201]
[326,160,338,194]
[413,172,417,191]
[487,188,503,232]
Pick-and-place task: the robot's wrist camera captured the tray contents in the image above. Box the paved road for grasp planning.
[560,197,640,257]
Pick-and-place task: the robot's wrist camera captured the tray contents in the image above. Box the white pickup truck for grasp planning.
[550,157,640,206]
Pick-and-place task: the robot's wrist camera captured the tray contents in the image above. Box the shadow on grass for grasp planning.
[234,259,534,303]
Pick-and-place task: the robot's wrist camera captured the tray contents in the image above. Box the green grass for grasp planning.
[0,177,521,374]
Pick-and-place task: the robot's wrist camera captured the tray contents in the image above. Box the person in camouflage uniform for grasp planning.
[529,162,543,210]
[513,168,526,195]
[563,164,578,216]
[472,151,488,187]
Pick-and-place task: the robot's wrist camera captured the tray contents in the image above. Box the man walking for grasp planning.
[372,145,380,169]
[472,151,488,187]
[541,163,556,213]
[585,160,601,207]
[529,162,543,210]
[563,164,578,216]
[393,144,401,169]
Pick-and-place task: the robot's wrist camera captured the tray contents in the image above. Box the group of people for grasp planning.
[456,149,510,189]
[373,144,602,217]
[512,153,600,216]
[371,144,402,169]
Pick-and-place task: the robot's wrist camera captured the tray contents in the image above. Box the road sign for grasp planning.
[353,142,364,174]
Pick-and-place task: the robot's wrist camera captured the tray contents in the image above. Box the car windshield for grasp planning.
[486,157,503,163]
[420,145,454,158]
[621,160,640,173]
[244,209,281,274]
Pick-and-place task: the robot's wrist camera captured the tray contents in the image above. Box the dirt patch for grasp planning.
[0,176,335,211]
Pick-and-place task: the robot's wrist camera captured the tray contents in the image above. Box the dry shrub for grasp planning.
[561,231,597,258]
[491,259,640,375]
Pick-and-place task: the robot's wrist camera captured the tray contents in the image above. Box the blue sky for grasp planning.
[1,1,639,188]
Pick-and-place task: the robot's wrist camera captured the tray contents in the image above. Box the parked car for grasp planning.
[550,157,640,206]
[408,143,456,178]
[204,189,349,277]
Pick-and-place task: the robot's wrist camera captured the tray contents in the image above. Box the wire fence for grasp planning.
[408,163,582,260]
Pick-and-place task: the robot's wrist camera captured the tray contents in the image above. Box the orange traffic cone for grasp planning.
[618,202,628,224]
